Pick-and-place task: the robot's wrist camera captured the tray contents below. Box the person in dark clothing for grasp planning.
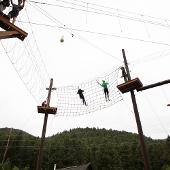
[97,80,110,102]
[8,0,25,24]
[0,0,10,12]
[77,88,87,106]
[42,100,47,107]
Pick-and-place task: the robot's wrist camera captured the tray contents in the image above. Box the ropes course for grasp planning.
[1,1,170,169]
[54,68,122,116]
[1,0,170,114]
[1,0,170,118]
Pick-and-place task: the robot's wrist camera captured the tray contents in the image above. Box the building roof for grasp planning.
[56,163,92,170]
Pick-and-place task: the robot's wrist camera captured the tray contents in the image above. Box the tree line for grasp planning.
[0,127,170,170]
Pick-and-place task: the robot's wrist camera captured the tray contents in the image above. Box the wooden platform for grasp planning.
[117,78,143,93]
[0,11,28,41]
[37,106,57,115]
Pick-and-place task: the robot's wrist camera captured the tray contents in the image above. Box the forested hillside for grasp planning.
[0,127,170,170]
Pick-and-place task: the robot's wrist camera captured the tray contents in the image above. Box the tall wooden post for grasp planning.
[122,49,151,170]
[36,78,55,170]
[2,128,12,164]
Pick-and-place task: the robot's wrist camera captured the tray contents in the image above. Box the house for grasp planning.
[56,162,92,170]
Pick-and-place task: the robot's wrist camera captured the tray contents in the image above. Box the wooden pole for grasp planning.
[2,128,12,164]
[36,78,54,170]
[122,49,151,170]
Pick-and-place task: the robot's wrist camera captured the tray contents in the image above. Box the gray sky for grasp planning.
[0,0,170,139]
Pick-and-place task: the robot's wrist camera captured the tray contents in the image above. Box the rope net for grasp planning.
[0,11,50,103]
[54,68,122,116]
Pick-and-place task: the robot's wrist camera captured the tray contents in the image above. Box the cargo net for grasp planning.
[54,68,123,116]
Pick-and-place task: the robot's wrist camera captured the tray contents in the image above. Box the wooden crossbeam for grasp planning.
[137,79,170,91]
[0,30,20,39]
[0,12,28,41]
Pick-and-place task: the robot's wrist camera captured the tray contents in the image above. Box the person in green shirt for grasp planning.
[97,80,110,102]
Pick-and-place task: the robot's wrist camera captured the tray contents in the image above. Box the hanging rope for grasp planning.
[54,67,122,116]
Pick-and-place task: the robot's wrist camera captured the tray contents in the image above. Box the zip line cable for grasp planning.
[71,0,170,28]
[25,2,170,48]
[19,19,170,48]
[62,27,170,47]
[29,0,170,29]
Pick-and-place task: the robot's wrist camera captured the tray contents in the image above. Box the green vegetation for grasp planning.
[0,127,170,170]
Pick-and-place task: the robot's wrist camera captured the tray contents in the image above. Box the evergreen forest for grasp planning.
[0,127,170,170]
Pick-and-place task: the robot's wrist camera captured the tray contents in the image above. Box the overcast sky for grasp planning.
[0,0,170,139]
